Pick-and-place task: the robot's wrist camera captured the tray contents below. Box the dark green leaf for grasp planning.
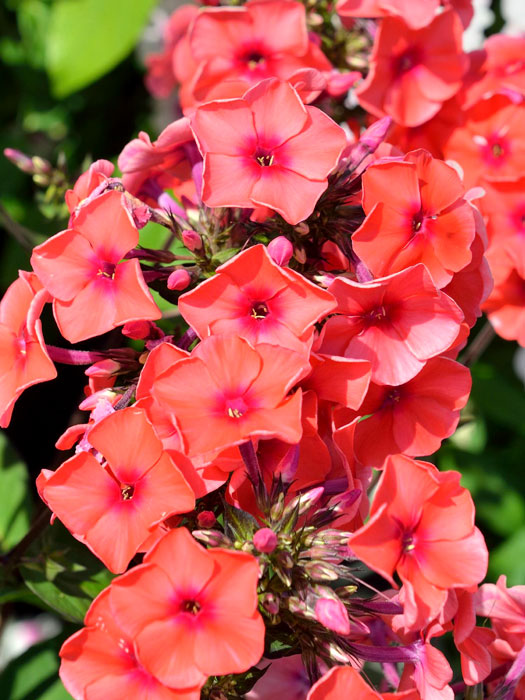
[20,521,114,623]
[0,432,32,553]
[0,634,73,700]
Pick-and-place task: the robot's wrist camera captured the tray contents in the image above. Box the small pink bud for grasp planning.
[197,510,216,528]
[268,237,293,267]
[122,320,163,340]
[253,527,278,553]
[167,268,191,291]
[181,229,202,252]
[85,359,121,378]
[4,148,35,173]
[315,598,350,636]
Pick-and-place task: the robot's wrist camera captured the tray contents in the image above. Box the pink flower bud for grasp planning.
[85,359,121,378]
[253,527,278,553]
[181,229,202,252]
[197,510,216,528]
[122,320,163,340]
[167,268,191,291]
[315,598,350,636]
[268,237,293,267]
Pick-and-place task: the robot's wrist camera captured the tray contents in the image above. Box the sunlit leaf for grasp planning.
[46,0,156,98]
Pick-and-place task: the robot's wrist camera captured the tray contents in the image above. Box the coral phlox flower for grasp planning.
[150,334,309,457]
[65,159,114,220]
[355,9,466,127]
[118,118,195,206]
[482,246,525,347]
[476,575,525,664]
[322,264,463,386]
[108,527,265,690]
[338,356,471,468]
[352,149,476,287]
[349,455,489,629]
[190,78,347,225]
[337,0,441,30]
[60,588,200,700]
[443,94,525,189]
[480,175,525,258]
[463,34,525,108]
[183,0,331,109]
[40,407,195,573]
[145,5,199,99]
[307,666,381,700]
[0,270,56,428]
[30,190,161,344]
[178,244,337,353]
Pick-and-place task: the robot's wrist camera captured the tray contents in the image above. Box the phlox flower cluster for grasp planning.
[2,0,525,697]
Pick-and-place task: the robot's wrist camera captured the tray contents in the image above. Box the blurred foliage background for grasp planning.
[0,0,524,695]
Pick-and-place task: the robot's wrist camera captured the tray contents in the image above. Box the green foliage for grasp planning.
[0,634,73,700]
[20,521,114,623]
[0,432,32,553]
[45,0,157,98]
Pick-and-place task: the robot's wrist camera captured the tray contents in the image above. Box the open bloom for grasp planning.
[349,455,488,629]
[118,118,195,206]
[322,264,463,386]
[181,0,331,109]
[352,149,476,287]
[40,407,195,573]
[60,588,200,699]
[31,191,161,343]
[178,244,336,353]
[150,334,309,457]
[341,356,472,467]
[109,527,265,690]
[0,271,56,427]
[190,78,346,224]
[355,9,466,127]
[443,94,525,188]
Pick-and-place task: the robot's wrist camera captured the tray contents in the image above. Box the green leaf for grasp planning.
[20,521,114,623]
[0,634,73,700]
[45,0,156,98]
[0,432,32,553]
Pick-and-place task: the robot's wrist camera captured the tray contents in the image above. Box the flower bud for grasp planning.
[294,222,310,236]
[315,598,350,636]
[261,592,280,616]
[192,529,232,548]
[253,527,278,553]
[181,229,202,252]
[267,236,293,267]
[304,560,340,582]
[197,511,216,528]
[122,320,163,340]
[167,268,191,291]
[4,148,36,174]
[85,359,121,378]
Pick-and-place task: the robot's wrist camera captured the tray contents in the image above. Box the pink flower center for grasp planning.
[364,305,388,325]
[510,204,525,234]
[394,47,422,76]
[97,261,116,279]
[181,599,201,615]
[480,133,510,169]
[236,43,268,71]
[226,397,248,418]
[250,301,269,319]
[120,484,135,500]
[254,147,275,167]
[402,531,415,553]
